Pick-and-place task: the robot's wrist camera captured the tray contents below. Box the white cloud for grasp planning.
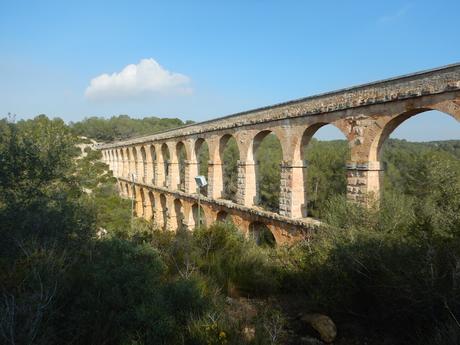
[85,58,192,101]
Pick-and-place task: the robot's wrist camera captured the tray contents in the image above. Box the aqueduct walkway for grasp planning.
[99,63,460,244]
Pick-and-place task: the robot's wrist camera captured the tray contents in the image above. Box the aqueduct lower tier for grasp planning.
[99,63,460,244]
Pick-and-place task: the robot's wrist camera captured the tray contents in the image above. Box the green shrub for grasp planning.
[192,223,281,296]
[295,191,460,344]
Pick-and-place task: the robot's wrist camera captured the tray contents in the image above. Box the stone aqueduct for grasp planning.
[99,64,460,244]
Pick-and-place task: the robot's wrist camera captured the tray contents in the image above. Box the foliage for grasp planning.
[255,134,282,212]
[291,149,460,343]
[59,238,208,345]
[70,114,193,142]
[0,115,212,345]
[2,112,460,345]
[304,138,349,217]
[222,137,239,202]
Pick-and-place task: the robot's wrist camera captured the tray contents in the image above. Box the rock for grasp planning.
[300,313,337,343]
[96,227,108,238]
[242,325,255,342]
[300,335,325,345]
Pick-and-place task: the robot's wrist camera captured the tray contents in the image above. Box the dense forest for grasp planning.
[1,114,460,345]
[70,115,194,141]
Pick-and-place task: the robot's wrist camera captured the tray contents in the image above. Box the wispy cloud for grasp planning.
[85,58,192,101]
[378,4,412,24]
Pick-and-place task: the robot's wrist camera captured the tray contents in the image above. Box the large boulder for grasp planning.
[300,313,337,343]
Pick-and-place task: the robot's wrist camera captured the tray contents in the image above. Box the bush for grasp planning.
[57,238,209,345]
[192,223,281,296]
[295,192,460,344]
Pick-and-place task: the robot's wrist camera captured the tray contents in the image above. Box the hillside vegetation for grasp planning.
[1,114,460,345]
[70,114,194,141]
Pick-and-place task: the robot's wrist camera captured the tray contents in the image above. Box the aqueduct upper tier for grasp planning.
[99,63,460,244]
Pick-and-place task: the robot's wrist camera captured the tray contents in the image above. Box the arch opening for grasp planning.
[195,138,209,196]
[120,149,125,177]
[248,222,276,247]
[125,183,129,198]
[216,210,232,224]
[107,150,111,170]
[149,145,156,185]
[115,150,120,176]
[377,110,460,199]
[161,144,170,188]
[140,146,147,183]
[253,131,282,213]
[148,191,155,222]
[160,194,168,231]
[192,203,206,228]
[301,123,350,218]
[139,188,146,217]
[174,199,185,231]
[126,148,131,179]
[176,142,187,191]
[132,147,138,181]
[374,109,460,162]
[220,134,240,202]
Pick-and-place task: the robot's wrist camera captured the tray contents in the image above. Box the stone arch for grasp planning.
[219,134,240,202]
[181,200,195,230]
[126,148,131,178]
[120,149,125,177]
[174,198,185,230]
[140,146,147,183]
[161,143,170,187]
[109,150,114,171]
[113,150,118,172]
[351,107,460,204]
[177,140,190,160]
[194,138,209,196]
[159,193,168,231]
[133,186,141,216]
[298,122,349,161]
[248,221,276,247]
[148,191,155,222]
[132,147,139,181]
[149,144,156,185]
[369,108,460,162]
[125,182,130,198]
[139,188,146,218]
[252,130,280,159]
[119,149,123,176]
[299,122,350,217]
[176,141,188,191]
[192,203,206,228]
[216,210,232,223]
[194,137,207,160]
[252,130,283,212]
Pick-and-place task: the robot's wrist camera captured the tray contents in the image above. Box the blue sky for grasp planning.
[1,0,459,140]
